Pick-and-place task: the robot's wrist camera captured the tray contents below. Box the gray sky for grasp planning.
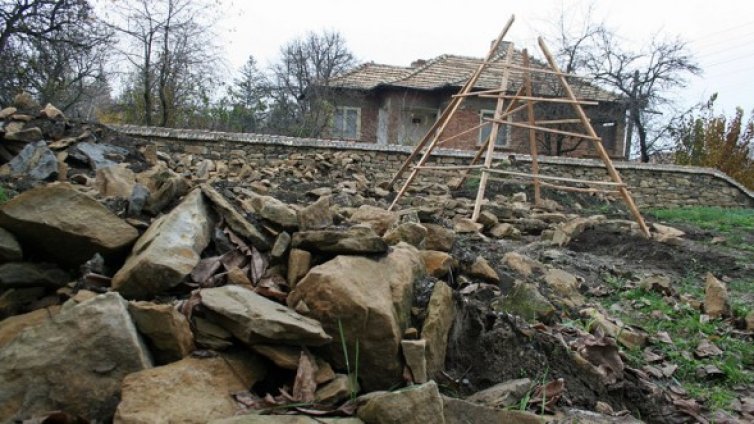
[221,0,754,115]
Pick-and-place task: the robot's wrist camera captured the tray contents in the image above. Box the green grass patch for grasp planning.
[648,207,754,232]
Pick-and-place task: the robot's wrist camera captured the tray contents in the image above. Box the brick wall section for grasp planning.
[112,125,754,208]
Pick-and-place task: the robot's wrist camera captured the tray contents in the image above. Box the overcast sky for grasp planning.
[220,0,754,115]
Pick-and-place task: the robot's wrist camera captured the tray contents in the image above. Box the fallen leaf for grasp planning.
[643,348,664,363]
[695,339,723,358]
[292,350,318,403]
[528,378,565,412]
[656,331,673,344]
[191,256,222,284]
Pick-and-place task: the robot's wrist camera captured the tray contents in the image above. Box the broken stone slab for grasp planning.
[469,256,499,283]
[465,378,532,408]
[0,107,17,119]
[287,248,312,286]
[558,409,644,423]
[128,301,195,364]
[0,262,69,289]
[95,164,136,198]
[443,396,544,424]
[401,339,428,383]
[349,205,398,236]
[489,223,518,239]
[0,293,152,423]
[315,374,357,405]
[8,141,57,180]
[0,287,46,319]
[291,225,388,255]
[704,272,730,319]
[491,281,555,323]
[288,243,425,391]
[357,381,444,424]
[580,307,647,350]
[114,351,266,424]
[201,184,271,250]
[4,126,43,143]
[0,183,139,266]
[0,227,22,262]
[0,305,60,348]
[454,218,483,234]
[112,188,214,299]
[383,222,427,248]
[260,198,298,229]
[476,210,499,229]
[136,165,189,214]
[68,141,129,170]
[421,250,452,278]
[192,316,234,350]
[212,416,364,424]
[423,223,456,252]
[297,195,333,230]
[543,268,585,308]
[421,280,456,378]
[271,231,291,261]
[201,285,331,346]
[502,252,544,278]
[551,215,605,246]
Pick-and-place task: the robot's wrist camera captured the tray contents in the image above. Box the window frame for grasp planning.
[478,109,511,147]
[332,106,362,140]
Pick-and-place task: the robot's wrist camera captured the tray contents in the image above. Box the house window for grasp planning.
[594,121,617,152]
[332,107,361,139]
[479,110,509,146]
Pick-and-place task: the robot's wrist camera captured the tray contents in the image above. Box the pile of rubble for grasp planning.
[0,99,752,424]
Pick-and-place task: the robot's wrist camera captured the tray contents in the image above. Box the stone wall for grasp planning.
[113,125,754,209]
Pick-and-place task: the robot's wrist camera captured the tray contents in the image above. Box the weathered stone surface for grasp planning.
[476,211,499,229]
[288,248,312,286]
[0,183,138,266]
[552,216,604,246]
[442,396,544,424]
[41,103,64,119]
[383,222,427,248]
[558,409,644,423]
[137,165,189,214]
[0,287,45,319]
[271,231,291,261]
[95,164,136,198]
[704,272,730,318]
[212,416,364,424]
[0,106,16,119]
[8,141,57,180]
[0,227,22,262]
[298,195,333,230]
[202,184,271,250]
[465,378,531,408]
[288,243,425,390]
[469,256,499,283]
[315,374,356,404]
[128,301,194,364]
[115,352,266,424]
[349,205,397,236]
[193,316,234,350]
[422,280,456,377]
[357,381,444,424]
[543,268,585,308]
[401,339,428,383]
[291,226,388,255]
[0,293,152,422]
[0,262,69,289]
[746,310,754,331]
[4,126,43,143]
[421,250,452,278]
[492,281,555,323]
[580,307,647,350]
[489,223,517,238]
[260,198,298,228]
[201,285,331,346]
[0,306,60,348]
[454,218,483,234]
[423,223,456,252]
[502,252,543,277]
[112,189,214,299]
[69,142,129,170]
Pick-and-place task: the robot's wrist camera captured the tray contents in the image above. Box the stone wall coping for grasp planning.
[111,124,754,202]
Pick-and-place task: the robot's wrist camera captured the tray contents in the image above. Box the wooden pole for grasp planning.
[472,42,515,221]
[537,37,651,237]
[387,15,515,192]
[522,49,541,206]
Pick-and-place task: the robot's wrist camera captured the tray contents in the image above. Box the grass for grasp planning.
[648,206,754,253]
[337,319,360,401]
[0,186,8,204]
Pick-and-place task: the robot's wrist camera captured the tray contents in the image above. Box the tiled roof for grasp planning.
[329,42,621,102]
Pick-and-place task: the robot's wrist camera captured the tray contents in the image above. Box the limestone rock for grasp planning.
[423,223,456,252]
[580,307,647,350]
[454,218,483,234]
[115,352,266,424]
[288,248,312,286]
[288,243,425,390]
[68,142,129,170]
[0,306,60,348]
[704,273,730,318]
[128,301,194,364]
[421,250,452,278]
[383,222,427,248]
[465,378,531,408]
[137,165,189,214]
[489,223,517,239]
[260,198,298,229]
[0,293,152,422]
[41,103,64,119]
[0,106,16,119]
[291,226,388,255]
[4,127,43,143]
[298,195,333,230]
[502,252,543,277]
[492,281,555,323]
[469,256,499,283]
[0,183,139,266]
[202,184,271,250]
[315,374,357,404]
[476,211,499,229]
[8,141,57,180]
[271,231,291,261]
[357,381,444,424]
[112,189,214,299]
[543,268,585,308]
[201,285,331,346]
[422,280,456,377]
[349,205,397,236]
[193,316,234,350]
[442,396,544,424]
[95,164,136,198]
[0,262,68,289]
[0,287,45,319]
[0,227,22,262]
[213,416,363,424]
[552,216,604,246]
[401,339,428,383]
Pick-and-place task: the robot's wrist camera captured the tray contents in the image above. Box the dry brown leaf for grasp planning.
[695,339,723,358]
[179,290,202,322]
[292,350,318,403]
[221,250,248,272]
[529,378,565,412]
[191,256,223,284]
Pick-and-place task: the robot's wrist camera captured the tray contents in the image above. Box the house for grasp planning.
[324,42,629,159]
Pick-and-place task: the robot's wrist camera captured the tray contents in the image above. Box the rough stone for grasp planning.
[201,285,331,346]
[291,226,388,255]
[492,281,555,323]
[260,197,299,229]
[193,316,234,350]
[128,301,195,364]
[543,268,585,308]
[423,223,456,252]
[383,222,427,248]
[746,310,754,331]
[287,248,312,286]
[401,339,428,383]
[469,256,499,283]
[4,126,43,143]
[580,307,647,350]
[422,280,456,377]
[0,227,22,262]
[0,262,68,289]
[502,252,543,277]
[0,183,139,266]
[95,164,136,198]
[112,189,214,298]
[704,273,730,318]
[315,374,356,404]
[288,243,425,390]
[0,293,152,422]
[8,141,57,180]
[552,216,604,246]
[271,231,291,261]
[453,218,483,234]
[202,184,271,250]
[298,195,333,230]
[212,416,363,424]
[68,142,129,170]
[465,378,532,408]
[137,165,189,214]
[489,223,517,238]
[349,205,398,236]
[442,396,544,424]
[421,250,452,278]
[476,211,499,229]
[0,306,60,348]
[0,106,16,119]
[0,287,45,319]
[114,352,266,424]
[357,381,444,424]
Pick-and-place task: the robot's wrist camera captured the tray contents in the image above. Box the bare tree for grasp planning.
[268,30,355,136]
